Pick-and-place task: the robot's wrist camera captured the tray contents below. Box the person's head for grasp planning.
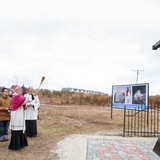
[8,89,14,97]
[1,88,9,97]
[28,86,34,94]
[127,87,129,91]
[14,85,23,95]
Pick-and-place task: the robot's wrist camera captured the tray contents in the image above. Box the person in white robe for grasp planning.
[24,86,40,137]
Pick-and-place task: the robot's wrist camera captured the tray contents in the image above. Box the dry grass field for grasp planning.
[0,93,125,160]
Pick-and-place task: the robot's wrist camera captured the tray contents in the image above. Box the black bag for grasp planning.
[153,136,160,157]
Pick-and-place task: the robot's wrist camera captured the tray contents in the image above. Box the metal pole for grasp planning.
[131,69,144,84]
[14,77,18,84]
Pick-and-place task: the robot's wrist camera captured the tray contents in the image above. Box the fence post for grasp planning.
[123,106,126,137]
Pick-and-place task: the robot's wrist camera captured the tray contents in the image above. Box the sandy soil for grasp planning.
[0,100,124,160]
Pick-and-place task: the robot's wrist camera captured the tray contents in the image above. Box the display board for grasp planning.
[112,83,149,110]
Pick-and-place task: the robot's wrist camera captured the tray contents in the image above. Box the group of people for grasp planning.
[0,85,40,150]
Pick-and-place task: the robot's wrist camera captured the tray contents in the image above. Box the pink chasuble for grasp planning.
[11,94,26,111]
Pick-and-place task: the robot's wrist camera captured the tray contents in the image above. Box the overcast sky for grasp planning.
[0,0,160,95]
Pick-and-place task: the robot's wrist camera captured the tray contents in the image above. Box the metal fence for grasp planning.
[123,104,160,137]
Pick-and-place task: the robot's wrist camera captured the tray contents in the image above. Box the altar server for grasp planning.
[24,86,40,137]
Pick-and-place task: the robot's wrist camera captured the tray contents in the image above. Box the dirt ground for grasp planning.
[0,97,124,160]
